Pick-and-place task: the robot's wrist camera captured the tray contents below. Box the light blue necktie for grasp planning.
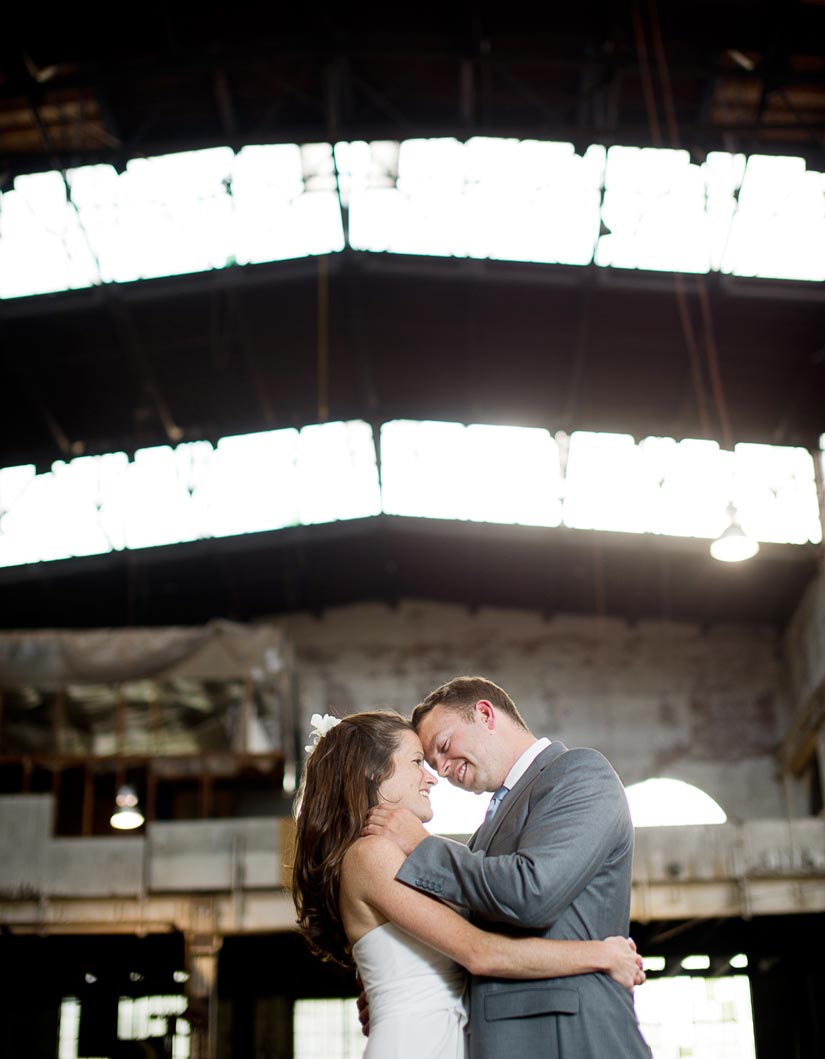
[485,784,509,822]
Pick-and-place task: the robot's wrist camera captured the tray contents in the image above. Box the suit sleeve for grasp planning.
[395,749,632,929]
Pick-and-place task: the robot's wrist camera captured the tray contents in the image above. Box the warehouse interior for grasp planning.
[1,5,825,1058]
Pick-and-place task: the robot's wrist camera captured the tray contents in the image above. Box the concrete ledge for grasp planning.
[2,794,823,928]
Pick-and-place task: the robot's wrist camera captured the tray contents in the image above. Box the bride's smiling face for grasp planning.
[378,730,438,822]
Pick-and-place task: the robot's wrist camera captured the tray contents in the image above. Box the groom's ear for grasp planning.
[475,699,496,729]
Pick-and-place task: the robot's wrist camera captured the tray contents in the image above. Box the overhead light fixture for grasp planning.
[710,503,759,563]
[727,49,756,72]
[110,784,145,830]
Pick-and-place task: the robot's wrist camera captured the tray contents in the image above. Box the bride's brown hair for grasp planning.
[291,710,414,966]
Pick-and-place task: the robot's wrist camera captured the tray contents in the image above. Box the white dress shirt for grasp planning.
[501,737,551,792]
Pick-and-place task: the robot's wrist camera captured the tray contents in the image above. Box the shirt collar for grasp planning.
[502,737,551,791]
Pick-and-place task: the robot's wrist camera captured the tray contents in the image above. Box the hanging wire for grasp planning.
[317,255,330,423]
[632,0,736,450]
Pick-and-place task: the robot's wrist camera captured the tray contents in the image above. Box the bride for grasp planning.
[292,711,644,1058]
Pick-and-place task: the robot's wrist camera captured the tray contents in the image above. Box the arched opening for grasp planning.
[625,777,727,827]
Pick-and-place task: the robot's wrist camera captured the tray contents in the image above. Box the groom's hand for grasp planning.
[362,806,428,854]
[355,974,370,1037]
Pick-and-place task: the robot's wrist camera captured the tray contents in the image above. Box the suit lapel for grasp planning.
[470,741,568,852]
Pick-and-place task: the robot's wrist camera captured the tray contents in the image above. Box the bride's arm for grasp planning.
[344,837,643,989]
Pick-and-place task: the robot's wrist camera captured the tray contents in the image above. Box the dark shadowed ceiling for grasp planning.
[4,3,825,176]
[1,3,824,630]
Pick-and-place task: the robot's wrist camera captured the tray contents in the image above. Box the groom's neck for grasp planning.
[498,724,538,777]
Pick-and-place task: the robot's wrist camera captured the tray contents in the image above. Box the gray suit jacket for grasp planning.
[396,741,653,1059]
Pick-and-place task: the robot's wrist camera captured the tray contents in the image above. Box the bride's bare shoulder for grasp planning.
[342,835,406,876]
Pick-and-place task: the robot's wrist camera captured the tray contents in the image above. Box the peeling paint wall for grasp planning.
[285,601,790,820]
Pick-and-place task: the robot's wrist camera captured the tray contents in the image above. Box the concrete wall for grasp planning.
[0,796,285,901]
[784,569,825,712]
[284,601,790,820]
[779,567,825,814]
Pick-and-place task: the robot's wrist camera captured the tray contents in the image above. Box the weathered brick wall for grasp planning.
[284,601,791,820]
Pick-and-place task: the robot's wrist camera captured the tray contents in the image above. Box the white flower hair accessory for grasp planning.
[304,712,342,753]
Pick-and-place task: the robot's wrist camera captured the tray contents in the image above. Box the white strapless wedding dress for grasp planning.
[352,921,468,1058]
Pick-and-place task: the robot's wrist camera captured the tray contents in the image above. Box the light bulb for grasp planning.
[710,504,759,562]
[710,522,759,562]
[110,807,145,830]
[110,784,144,829]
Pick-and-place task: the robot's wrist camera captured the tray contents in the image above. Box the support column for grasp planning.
[185,902,223,1059]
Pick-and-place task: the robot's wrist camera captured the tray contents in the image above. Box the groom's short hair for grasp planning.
[412,675,529,731]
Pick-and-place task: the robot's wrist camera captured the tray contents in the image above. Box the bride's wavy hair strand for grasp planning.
[291,710,413,966]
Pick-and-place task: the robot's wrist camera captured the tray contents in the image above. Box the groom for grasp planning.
[364,676,652,1059]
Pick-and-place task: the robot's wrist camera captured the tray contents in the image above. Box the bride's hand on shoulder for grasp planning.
[362,805,429,855]
[602,936,646,991]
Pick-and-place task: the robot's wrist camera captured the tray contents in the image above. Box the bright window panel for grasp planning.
[563,432,657,533]
[197,428,278,537]
[732,443,823,544]
[117,995,188,1050]
[596,146,713,274]
[0,425,819,568]
[295,421,382,525]
[0,465,40,566]
[90,451,131,552]
[635,976,756,1059]
[120,446,207,549]
[333,140,399,215]
[649,438,734,539]
[43,457,117,556]
[0,171,101,297]
[0,422,380,567]
[70,149,237,282]
[196,427,301,538]
[232,143,345,264]
[0,465,96,564]
[348,137,604,265]
[3,140,825,299]
[380,420,469,520]
[58,997,81,1059]
[721,155,825,281]
[562,433,822,544]
[704,152,748,271]
[3,141,825,300]
[380,420,562,526]
[293,998,364,1059]
[366,138,469,257]
[198,421,380,537]
[63,163,124,284]
[0,146,344,299]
